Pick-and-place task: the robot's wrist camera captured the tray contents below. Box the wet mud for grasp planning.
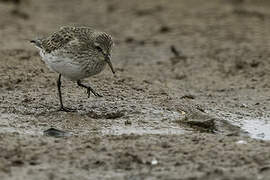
[0,0,270,179]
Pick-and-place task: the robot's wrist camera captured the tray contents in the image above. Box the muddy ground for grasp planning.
[0,0,270,179]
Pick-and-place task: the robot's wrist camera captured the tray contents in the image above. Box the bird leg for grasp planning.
[57,74,75,112]
[77,80,103,98]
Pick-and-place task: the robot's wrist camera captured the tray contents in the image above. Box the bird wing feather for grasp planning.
[31,26,95,53]
[39,28,74,53]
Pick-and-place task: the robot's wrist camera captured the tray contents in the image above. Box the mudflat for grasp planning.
[0,0,270,179]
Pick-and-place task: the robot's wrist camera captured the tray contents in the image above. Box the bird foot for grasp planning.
[87,88,103,98]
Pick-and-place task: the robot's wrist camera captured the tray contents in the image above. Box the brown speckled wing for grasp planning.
[39,26,95,53]
[39,27,75,53]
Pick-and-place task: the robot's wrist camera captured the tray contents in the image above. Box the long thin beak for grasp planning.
[105,55,115,74]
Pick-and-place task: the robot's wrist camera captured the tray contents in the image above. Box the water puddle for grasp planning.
[216,111,270,140]
[102,126,186,135]
[241,118,270,140]
[1,102,187,137]
[101,105,187,135]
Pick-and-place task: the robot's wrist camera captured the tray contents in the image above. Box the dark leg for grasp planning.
[77,80,103,98]
[57,74,75,112]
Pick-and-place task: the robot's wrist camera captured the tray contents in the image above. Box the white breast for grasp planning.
[40,50,87,81]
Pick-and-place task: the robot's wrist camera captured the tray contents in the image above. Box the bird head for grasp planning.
[93,32,115,74]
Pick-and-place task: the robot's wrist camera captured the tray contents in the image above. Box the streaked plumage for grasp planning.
[31,26,115,111]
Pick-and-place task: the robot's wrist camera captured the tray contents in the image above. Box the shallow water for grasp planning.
[241,118,270,140]
[218,111,270,141]
[0,106,186,137]
[102,125,186,135]
[2,108,270,140]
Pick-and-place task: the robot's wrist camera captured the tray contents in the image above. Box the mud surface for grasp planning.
[1,0,270,179]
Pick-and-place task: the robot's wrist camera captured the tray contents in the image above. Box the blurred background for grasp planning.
[1,0,270,90]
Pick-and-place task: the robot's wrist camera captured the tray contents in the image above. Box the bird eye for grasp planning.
[96,46,103,52]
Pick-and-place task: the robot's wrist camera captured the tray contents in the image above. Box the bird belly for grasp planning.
[40,51,86,81]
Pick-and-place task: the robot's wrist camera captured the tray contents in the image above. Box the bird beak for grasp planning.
[105,55,115,74]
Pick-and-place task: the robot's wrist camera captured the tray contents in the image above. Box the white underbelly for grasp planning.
[40,51,86,81]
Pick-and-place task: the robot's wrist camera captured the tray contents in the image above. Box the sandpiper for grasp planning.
[31,26,115,112]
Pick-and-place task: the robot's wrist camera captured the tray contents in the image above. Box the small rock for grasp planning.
[125,37,134,43]
[236,140,247,144]
[125,119,132,125]
[180,94,195,99]
[159,26,170,33]
[181,111,186,115]
[43,128,71,138]
[151,158,158,165]
[240,103,248,108]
